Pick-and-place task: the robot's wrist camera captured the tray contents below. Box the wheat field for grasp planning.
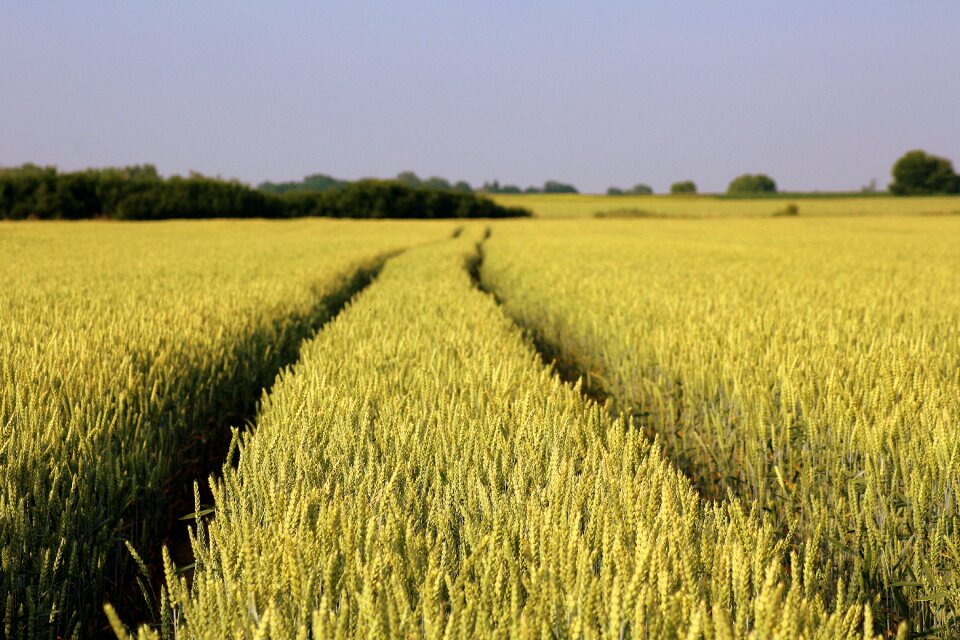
[481,216,960,636]
[3,215,957,638]
[0,219,452,638]
[110,226,882,639]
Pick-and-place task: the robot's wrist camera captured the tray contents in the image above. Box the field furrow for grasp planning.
[119,227,883,639]
[0,220,451,638]
[480,217,960,635]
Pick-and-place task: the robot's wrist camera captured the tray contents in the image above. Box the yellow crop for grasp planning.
[111,227,887,639]
[5,214,951,638]
[0,219,451,638]
[481,216,960,635]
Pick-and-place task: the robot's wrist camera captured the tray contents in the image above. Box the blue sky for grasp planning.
[1,1,957,193]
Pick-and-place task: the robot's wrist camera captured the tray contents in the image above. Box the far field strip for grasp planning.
[490,192,960,219]
[118,227,879,639]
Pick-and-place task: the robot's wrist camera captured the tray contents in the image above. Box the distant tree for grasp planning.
[524,186,541,194]
[395,171,423,188]
[302,174,348,192]
[629,184,653,195]
[500,184,522,194]
[543,180,578,194]
[727,174,777,194]
[258,173,347,194]
[452,180,473,193]
[670,180,697,194]
[889,150,960,195]
[606,187,624,195]
[423,176,452,190]
[112,164,159,181]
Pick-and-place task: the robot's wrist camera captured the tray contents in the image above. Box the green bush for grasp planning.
[543,180,578,194]
[670,180,697,194]
[889,150,960,195]
[727,173,777,194]
[607,184,652,196]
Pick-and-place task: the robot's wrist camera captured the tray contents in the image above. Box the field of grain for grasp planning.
[0,219,453,638]
[110,227,876,639]
[481,216,960,636]
[489,193,960,219]
[3,214,957,639]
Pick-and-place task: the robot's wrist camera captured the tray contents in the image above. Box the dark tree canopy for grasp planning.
[0,165,529,220]
[261,172,476,195]
[727,174,778,194]
[395,171,423,189]
[542,180,578,194]
[258,173,348,194]
[670,180,697,194]
[889,150,960,195]
[423,176,452,191]
[281,180,529,219]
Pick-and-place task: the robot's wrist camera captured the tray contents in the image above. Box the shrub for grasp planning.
[670,180,697,194]
[727,173,777,194]
[543,180,578,194]
[608,184,653,196]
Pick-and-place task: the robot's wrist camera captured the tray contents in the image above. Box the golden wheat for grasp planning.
[0,219,451,638]
[114,226,888,639]
[481,216,960,635]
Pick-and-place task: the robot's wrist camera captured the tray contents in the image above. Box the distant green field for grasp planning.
[489,192,960,218]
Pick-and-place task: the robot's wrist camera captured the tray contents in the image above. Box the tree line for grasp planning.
[259,171,580,196]
[3,149,955,221]
[0,165,531,220]
[607,150,960,196]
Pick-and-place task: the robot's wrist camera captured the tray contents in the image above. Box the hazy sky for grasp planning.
[1,2,958,193]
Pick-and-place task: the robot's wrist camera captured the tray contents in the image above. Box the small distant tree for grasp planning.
[606,187,624,195]
[543,180,578,194]
[727,174,777,194]
[452,180,473,193]
[424,176,452,190]
[629,183,653,195]
[395,171,422,188]
[524,186,541,194]
[500,184,522,194]
[889,150,960,195]
[670,180,696,194]
[302,174,348,192]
